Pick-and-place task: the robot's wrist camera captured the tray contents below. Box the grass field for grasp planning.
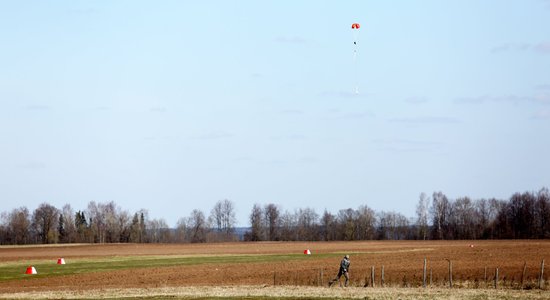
[0,253,336,282]
[1,241,549,299]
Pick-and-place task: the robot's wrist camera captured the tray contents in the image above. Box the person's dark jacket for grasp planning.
[340,257,350,272]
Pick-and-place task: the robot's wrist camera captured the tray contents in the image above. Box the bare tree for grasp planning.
[508,192,536,238]
[377,211,393,240]
[320,209,337,241]
[60,204,76,243]
[396,213,412,239]
[264,203,280,241]
[452,197,477,239]
[209,199,237,241]
[279,210,297,241]
[475,199,490,238]
[245,204,264,241]
[377,211,410,240]
[356,205,376,240]
[210,201,224,232]
[187,209,207,243]
[487,198,505,238]
[431,191,450,239]
[296,207,319,241]
[32,203,59,244]
[535,188,550,238]
[416,193,430,240]
[103,201,119,243]
[117,209,131,242]
[337,208,356,241]
[6,207,31,244]
[86,201,105,243]
[174,217,187,243]
[0,212,7,244]
[147,218,172,243]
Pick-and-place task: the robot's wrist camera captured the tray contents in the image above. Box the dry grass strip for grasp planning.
[1,285,550,300]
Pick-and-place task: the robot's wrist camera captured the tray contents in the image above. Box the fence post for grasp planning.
[540,259,545,289]
[494,268,499,289]
[371,266,375,287]
[423,258,427,288]
[448,260,453,288]
[429,268,432,287]
[521,262,527,289]
[273,271,277,286]
[320,269,323,286]
[484,266,487,287]
[381,265,385,287]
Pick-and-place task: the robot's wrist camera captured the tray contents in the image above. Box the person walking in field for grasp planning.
[329,254,350,287]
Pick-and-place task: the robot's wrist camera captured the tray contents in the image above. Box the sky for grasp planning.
[1,0,549,227]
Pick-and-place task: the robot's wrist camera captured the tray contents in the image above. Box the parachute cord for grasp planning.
[354,44,359,95]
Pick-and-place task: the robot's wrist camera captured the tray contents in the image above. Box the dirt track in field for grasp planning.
[1,240,549,293]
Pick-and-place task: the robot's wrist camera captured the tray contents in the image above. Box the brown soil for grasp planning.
[1,240,549,293]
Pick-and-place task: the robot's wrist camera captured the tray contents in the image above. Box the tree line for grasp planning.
[1,188,548,245]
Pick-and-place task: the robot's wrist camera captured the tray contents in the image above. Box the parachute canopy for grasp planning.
[351,23,360,29]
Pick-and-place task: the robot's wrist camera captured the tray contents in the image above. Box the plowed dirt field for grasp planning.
[1,240,549,294]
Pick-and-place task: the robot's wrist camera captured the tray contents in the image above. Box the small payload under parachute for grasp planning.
[351,22,361,94]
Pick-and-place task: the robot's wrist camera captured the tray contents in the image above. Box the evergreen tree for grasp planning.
[58,214,66,243]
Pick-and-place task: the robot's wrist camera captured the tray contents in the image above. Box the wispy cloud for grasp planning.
[454,96,486,104]
[491,41,550,55]
[535,41,550,54]
[372,138,445,153]
[487,95,532,104]
[298,156,320,164]
[320,90,369,98]
[24,105,51,111]
[339,112,375,119]
[532,109,550,120]
[280,109,304,115]
[17,161,46,170]
[454,94,549,105]
[67,8,100,15]
[326,109,375,120]
[535,93,550,104]
[269,134,308,141]
[191,131,233,140]
[275,36,308,44]
[404,97,429,104]
[234,156,253,162]
[144,135,174,141]
[288,134,307,140]
[491,43,531,53]
[388,116,460,124]
[150,107,167,113]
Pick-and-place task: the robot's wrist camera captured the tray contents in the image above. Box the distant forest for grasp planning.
[1,187,549,245]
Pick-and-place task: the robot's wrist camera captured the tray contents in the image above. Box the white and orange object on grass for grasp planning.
[57,258,66,265]
[303,249,311,255]
[25,266,37,274]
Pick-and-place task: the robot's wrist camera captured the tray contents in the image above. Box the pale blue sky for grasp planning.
[1,1,549,226]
